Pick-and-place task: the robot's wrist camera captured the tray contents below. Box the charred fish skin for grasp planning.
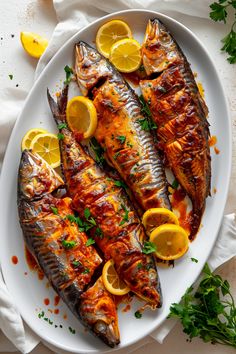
[74,41,171,211]
[140,19,211,239]
[48,87,162,309]
[18,150,120,348]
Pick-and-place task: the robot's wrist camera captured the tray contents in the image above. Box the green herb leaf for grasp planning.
[72,260,82,268]
[209,1,236,63]
[139,94,152,117]
[169,263,236,348]
[172,179,179,189]
[57,133,64,140]
[82,268,90,274]
[113,152,120,160]
[191,257,199,263]
[86,238,95,246]
[89,137,105,164]
[116,135,126,144]
[134,310,142,319]
[95,227,103,238]
[84,208,91,219]
[142,241,157,254]
[9,74,13,80]
[119,204,129,226]
[58,122,67,130]
[62,240,76,249]
[50,206,58,215]
[114,180,127,189]
[64,65,73,84]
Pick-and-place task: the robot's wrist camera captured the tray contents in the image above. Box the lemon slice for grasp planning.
[150,224,189,261]
[66,96,97,139]
[96,20,132,58]
[109,38,142,73]
[21,128,48,151]
[20,32,48,59]
[142,208,179,235]
[102,259,130,296]
[30,133,60,168]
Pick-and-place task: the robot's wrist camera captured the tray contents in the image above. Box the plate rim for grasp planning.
[0,8,232,354]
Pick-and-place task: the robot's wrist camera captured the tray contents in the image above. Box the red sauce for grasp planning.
[44,298,50,306]
[172,188,191,236]
[122,304,131,313]
[63,314,67,320]
[54,309,59,315]
[11,256,18,265]
[214,147,220,155]
[209,135,217,147]
[25,246,44,280]
[54,295,60,306]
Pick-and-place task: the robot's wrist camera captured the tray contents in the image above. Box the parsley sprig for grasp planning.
[209,0,236,63]
[89,137,105,164]
[138,95,157,131]
[169,263,236,348]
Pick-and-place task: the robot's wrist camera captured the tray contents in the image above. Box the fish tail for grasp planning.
[47,85,68,126]
[189,205,204,241]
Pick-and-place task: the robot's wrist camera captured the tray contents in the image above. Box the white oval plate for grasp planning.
[0,9,231,354]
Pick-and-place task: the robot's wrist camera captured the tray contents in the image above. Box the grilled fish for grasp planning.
[74,41,171,211]
[47,86,162,309]
[18,150,120,347]
[140,19,211,239]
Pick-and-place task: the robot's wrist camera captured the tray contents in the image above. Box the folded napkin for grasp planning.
[0,0,235,353]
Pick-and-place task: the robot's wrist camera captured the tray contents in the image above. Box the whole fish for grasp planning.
[74,41,171,211]
[18,150,120,347]
[47,86,162,309]
[140,19,211,239]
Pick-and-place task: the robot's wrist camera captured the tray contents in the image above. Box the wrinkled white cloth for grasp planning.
[0,0,235,353]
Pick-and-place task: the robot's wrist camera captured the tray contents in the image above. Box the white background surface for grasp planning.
[0,1,236,354]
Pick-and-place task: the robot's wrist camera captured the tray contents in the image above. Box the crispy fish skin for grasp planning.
[140,19,211,239]
[18,150,120,347]
[74,41,171,211]
[48,87,162,309]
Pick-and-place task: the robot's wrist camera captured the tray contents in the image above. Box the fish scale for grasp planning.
[74,41,171,212]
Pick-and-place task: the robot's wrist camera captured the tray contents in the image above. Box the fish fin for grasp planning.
[47,85,68,125]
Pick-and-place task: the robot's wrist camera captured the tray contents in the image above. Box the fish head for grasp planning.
[74,41,112,96]
[142,19,182,76]
[18,150,64,201]
[79,277,120,347]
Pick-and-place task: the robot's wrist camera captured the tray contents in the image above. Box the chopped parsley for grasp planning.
[137,263,143,270]
[95,227,103,238]
[127,141,133,148]
[84,208,91,219]
[172,179,179,189]
[119,204,129,226]
[69,326,76,334]
[113,152,120,160]
[82,268,90,274]
[158,85,167,93]
[89,137,105,164]
[139,95,152,117]
[191,257,199,263]
[50,206,58,215]
[142,241,157,254]
[72,260,82,268]
[58,122,67,130]
[57,133,64,140]
[62,240,76,249]
[134,310,142,319]
[64,65,73,84]
[9,74,13,80]
[116,135,126,144]
[114,180,127,189]
[86,238,96,247]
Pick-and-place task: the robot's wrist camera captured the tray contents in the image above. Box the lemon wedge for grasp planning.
[150,224,189,261]
[109,38,142,73]
[102,259,130,296]
[30,133,60,168]
[66,96,97,139]
[142,208,179,236]
[21,128,48,151]
[20,32,48,59]
[96,19,132,58]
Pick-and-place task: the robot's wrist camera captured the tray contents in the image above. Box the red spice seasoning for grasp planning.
[44,298,50,306]
[11,256,18,265]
